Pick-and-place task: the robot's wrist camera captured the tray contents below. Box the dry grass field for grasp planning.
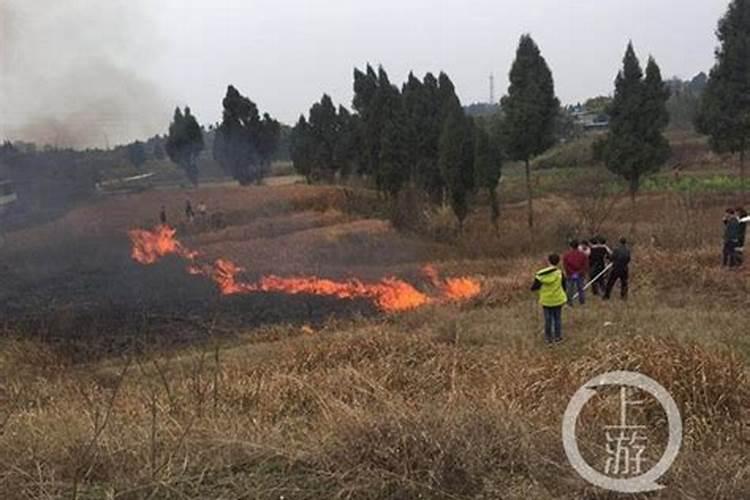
[0,179,748,499]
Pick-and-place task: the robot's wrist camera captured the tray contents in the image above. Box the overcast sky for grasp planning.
[0,0,732,148]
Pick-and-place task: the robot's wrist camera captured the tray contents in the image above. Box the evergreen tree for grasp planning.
[439,105,475,230]
[596,44,670,202]
[501,34,559,228]
[214,85,280,185]
[334,106,357,177]
[307,94,340,181]
[418,72,445,202]
[353,65,380,177]
[214,85,262,185]
[290,115,313,182]
[474,123,503,229]
[696,0,750,186]
[166,106,204,185]
[257,113,281,181]
[379,97,409,197]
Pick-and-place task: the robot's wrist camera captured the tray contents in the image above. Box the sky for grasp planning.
[0,0,732,148]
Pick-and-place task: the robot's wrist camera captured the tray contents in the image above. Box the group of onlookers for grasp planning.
[159,200,208,225]
[531,236,631,345]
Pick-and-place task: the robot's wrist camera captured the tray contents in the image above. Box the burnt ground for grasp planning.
[0,184,451,360]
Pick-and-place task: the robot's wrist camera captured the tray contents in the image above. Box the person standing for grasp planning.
[531,254,568,344]
[604,238,631,300]
[159,205,167,225]
[736,207,747,266]
[197,201,207,217]
[562,240,588,306]
[589,237,611,296]
[723,209,741,268]
[185,200,195,222]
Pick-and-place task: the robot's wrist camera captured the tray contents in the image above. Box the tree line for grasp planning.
[162,0,748,221]
[289,35,672,229]
[165,85,283,186]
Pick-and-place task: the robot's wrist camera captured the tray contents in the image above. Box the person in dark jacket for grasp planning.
[588,237,611,296]
[723,209,741,268]
[736,207,748,266]
[604,238,631,300]
[159,205,167,225]
[531,254,568,344]
[563,240,588,306]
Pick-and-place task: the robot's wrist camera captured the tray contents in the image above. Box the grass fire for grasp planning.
[129,225,481,312]
[1,1,750,498]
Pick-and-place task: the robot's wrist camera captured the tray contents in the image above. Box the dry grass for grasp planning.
[0,182,749,499]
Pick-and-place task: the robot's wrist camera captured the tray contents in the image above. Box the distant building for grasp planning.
[569,104,609,130]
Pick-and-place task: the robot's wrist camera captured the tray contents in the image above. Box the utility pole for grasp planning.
[489,73,495,104]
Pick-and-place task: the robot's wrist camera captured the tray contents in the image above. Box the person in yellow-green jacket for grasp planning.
[531,254,568,344]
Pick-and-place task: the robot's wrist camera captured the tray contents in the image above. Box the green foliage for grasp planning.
[290,116,313,181]
[642,174,750,193]
[666,74,705,130]
[213,85,280,185]
[595,43,671,198]
[697,0,750,181]
[293,65,488,226]
[257,113,282,178]
[439,106,475,228]
[126,140,146,169]
[501,34,559,227]
[501,35,560,164]
[583,96,613,115]
[165,107,204,185]
[532,135,597,170]
[473,123,503,226]
[290,96,359,182]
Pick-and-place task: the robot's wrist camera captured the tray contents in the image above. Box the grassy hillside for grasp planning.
[0,178,748,499]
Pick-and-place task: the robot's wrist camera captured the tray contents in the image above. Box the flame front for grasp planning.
[128,225,197,264]
[128,226,480,313]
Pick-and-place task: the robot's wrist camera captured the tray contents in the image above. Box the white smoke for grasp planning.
[0,0,171,149]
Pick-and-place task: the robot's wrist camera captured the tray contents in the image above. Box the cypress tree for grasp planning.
[257,113,281,181]
[474,124,503,229]
[214,85,262,185]
[597,43,670,202]
[307,94,339,181]
[353,65,381,178]
[166,106,204,185]
[290,115,313,182]
[697,0,750,187]
[439,105,475,230]
[420,73,444,203]
[501,34,559,228]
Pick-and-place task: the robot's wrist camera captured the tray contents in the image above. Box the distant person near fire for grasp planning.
[531,254,568,345]
[604,238,631,300]
[563,240,588,306]
[159,205,167,225]
[185,200,195,222]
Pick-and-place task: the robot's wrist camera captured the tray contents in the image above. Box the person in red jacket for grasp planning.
[562,239,588,306]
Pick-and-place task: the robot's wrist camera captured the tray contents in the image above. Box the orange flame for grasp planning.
[128,225,197,264]
[128,226,480,313]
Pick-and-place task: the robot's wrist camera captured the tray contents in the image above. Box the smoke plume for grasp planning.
[0,0,170,149]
